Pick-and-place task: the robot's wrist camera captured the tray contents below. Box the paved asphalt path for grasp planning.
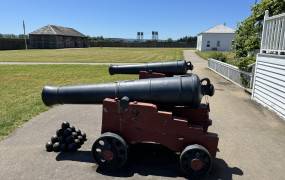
[0,50,285,180]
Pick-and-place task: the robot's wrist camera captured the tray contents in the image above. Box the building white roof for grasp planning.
[199,24,235,34]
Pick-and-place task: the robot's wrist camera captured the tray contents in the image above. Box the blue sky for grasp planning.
[0,0,257,39]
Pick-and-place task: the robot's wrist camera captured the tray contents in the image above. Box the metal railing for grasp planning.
[208,58,254,89]
[261,10,285,55]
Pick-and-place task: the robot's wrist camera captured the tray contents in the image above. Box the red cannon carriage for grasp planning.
[94,98,218,178]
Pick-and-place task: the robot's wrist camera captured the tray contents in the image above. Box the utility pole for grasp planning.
[23,20,28,50]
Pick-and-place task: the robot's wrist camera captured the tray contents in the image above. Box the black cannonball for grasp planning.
[81,132,87,141]
[51,135,59,144]
[56,128,64,137]
[60,143,67,152]
[58,136,65,143]
[61,121,70,130]
[46,141,53,152]
[67,143,77,152]
[53,142,60,152]
[75,129,82,136]
[77,135,84,145]
[70,126,76,132]
[65,135,75,144]
[63,128,72,137]
[74,139,81,149]
[71,132,78,138]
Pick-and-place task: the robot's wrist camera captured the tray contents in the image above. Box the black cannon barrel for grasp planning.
[42,74,214,107]
[109,60,193,75]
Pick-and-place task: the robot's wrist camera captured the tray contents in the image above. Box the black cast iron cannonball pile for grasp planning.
[45,121,87,152]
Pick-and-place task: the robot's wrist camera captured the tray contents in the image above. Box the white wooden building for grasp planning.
[252,11,285,120]
[196,24,235,51]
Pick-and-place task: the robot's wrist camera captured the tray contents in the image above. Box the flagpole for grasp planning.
[23,20,28,50]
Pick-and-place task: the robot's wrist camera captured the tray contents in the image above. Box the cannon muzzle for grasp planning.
[109,60,193,75]
[42,75,214,107]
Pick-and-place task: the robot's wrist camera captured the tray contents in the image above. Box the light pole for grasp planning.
[23,20,28,50]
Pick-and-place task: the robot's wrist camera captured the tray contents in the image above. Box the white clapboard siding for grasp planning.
[252,54,285,119]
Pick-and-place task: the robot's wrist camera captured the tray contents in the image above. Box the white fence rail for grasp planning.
[208,58,253,88]
[261,10,285,55]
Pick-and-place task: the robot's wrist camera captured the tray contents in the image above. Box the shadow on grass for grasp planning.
[56,143,243,179]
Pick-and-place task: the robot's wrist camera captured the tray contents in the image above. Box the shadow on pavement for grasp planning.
[56,143,243,179]
[207,158,243,180]
[56,150,95,163]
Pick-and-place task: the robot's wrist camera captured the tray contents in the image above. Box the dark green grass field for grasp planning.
[0,65,135,139]
[0,47,188,63]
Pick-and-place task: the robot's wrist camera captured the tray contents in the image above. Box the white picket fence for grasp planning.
[261,10,285,55]
[208,58,253,88]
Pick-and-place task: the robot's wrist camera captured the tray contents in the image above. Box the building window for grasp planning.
[217,41,220,47]
[206,41,210,47]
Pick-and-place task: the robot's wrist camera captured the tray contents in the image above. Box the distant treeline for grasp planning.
[0,34,28,39]
[0,34,197,50]
[89,36,197,48]
[89,41,196,48]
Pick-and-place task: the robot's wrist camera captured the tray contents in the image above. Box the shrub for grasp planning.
[209,52,227,62]
[237,56,256,88]
[237,56,256,72]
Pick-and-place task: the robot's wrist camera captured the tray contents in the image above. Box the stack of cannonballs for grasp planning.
[46,121,87,152]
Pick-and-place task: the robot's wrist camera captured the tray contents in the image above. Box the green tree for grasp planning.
[234,0,285,58]
[167,38,173,42]
[18,34,28,39]
[177,36,197,43]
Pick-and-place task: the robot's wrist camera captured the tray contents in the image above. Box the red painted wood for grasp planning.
[101,98,219,157]
[138,71,168,79]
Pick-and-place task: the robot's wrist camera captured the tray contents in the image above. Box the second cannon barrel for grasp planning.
[42,74,214,107]
[109,60,193,75]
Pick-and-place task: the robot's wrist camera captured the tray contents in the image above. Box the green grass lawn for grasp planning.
[0,47,188,63]
[0,65,135,140]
